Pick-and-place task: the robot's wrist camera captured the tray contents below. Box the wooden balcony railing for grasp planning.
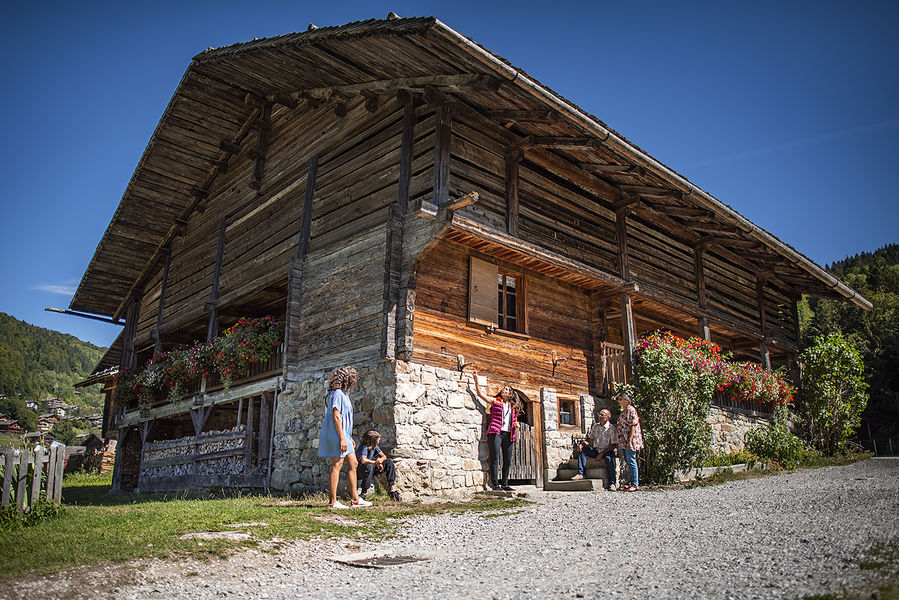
[600,342,628,397]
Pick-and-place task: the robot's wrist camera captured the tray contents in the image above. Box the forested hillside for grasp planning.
[800,243,899,438]
[0,312,106,413]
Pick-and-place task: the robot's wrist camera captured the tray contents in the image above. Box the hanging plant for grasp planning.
[211,316,282,390]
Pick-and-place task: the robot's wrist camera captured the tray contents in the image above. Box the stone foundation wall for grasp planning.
[541,389,594,481]
[708,405,774,454]
[270,362,398,492]
[393,362,487,497]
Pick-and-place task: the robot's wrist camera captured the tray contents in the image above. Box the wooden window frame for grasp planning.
[557,396,579,429]
[468,255,528,335]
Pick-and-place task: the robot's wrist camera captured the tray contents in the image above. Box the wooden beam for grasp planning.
[612,196,640,213]
[207,216,227,341]
[485,109,559,123]
[523,147,623,203]
[249,102,271,190]
[647,203,711,219]
[620,292,636,381]
[619,185,684,199]
[616,211,630,280]
[273,73,505,105]
[513,135,605,152]
[757,277,771,371]
[447,191,479,211]
[505,150,521,237]
[219,140,242,154]
[152,250,171,355]
[272,92,298,109]
[580,162,646,176]
[297,155,318,261]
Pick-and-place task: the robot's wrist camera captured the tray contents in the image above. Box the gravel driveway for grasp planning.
[8,459,898,600]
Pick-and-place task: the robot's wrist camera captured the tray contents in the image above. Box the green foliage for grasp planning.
[0,312,106,421]
[628,333,717,484]
[745,422,810,469]
[0,497,62,531]
[797,333,868,455]
[114,316,281,408]
[702,450,757,467]
[0,395,37,431]
[801,244,899,439]
[629,332,794,484]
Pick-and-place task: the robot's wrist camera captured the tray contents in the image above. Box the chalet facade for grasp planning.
[72,16,869,495]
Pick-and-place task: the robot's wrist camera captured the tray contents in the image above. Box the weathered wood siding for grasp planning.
[412,240,592,397]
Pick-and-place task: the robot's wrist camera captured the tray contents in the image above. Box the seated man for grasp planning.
[573,409,618,489]
[356,429,400,501]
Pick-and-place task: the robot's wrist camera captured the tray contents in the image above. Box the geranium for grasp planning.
[211,316,281,389]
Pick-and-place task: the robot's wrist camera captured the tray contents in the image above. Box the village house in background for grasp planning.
[71,16,869,495]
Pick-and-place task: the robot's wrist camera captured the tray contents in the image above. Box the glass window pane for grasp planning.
[506,318,516,331]
[505,275,516,291]
[506,294,516,318]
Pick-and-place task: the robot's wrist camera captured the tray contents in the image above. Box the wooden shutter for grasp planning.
[468,256,498,327]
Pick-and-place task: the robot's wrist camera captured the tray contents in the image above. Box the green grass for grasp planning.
[0,472,527,580]
[801,539,899,600]
[681,452,872,489]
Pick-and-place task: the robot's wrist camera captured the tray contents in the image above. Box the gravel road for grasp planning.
[8,459,898,600]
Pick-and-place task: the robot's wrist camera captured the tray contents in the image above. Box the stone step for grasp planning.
[556,468,609,481]
[566,457,611,470]
[544,478,599,492]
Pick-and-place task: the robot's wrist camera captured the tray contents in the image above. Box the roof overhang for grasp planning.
[71,16,871,319]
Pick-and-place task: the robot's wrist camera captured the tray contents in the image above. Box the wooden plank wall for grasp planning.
[132,95,438,376]
[412,240,592,397]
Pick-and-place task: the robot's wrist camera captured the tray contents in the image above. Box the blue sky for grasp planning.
[1,0,896,349]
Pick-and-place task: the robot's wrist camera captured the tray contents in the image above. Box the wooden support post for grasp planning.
[207,216,228,341]
[121,296,142,370]
[694,247,711,340]
[421,99,451,217]
[16,447,30,513]
[505,150,521,237]
[284,155,318,373]
[153,250,171,355]
[236,397,244,430]
[616,210,631,280]
[382,97,416,360]
[2,449,15,506]
[244,397,256,473]
[110,427,127,493]
[250,102,271,190]
[620,292,637,382]
[258,392,272,469]
[757,277,771,371]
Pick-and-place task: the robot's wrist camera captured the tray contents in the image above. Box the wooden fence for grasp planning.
[1,444,65,512]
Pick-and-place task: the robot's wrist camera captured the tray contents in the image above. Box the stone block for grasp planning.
[421,370,438,386]
[372,404,394,425]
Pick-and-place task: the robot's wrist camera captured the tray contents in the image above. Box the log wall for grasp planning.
[412,239,592,397]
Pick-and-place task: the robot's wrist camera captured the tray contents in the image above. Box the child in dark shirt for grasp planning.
[355,429,400,501]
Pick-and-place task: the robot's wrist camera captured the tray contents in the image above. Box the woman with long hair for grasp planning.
[471,369,523,491]
[318,366,371,509]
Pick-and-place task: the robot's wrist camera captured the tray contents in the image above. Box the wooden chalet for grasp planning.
[72,16,870,495]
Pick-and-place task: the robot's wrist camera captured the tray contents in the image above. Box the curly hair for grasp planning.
[495,386,525,415]
[360,429,381,449]
[328,366,357,391]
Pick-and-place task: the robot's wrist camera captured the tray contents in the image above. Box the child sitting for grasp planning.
[356,429,400,501]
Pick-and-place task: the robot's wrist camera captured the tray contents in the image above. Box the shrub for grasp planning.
[702,450,757,467]
[744,406,811,469]
[628,333,718,484]
[0,497,63,531]
[797,333,868,455]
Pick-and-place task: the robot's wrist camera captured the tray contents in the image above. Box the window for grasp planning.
[469,256,527,334]
[558,398,577,427]
[497,272,519,332]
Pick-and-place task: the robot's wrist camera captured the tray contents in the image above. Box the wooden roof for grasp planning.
[71,15,870,319]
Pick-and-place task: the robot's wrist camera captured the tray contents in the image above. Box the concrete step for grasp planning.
[566,457,610,470]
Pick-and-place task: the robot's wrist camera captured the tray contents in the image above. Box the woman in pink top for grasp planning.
[471,369,522,491]
[615,391,643,491]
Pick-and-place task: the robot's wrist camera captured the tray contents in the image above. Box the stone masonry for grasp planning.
[708,405,774,454]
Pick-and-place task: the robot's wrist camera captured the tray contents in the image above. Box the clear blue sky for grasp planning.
[1,0,896,349]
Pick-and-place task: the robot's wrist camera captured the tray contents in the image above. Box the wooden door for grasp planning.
[505,397,543,485]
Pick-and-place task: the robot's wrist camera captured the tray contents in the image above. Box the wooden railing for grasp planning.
[711,392,772,416]
[1,444,65,512]
[601,343,629,396]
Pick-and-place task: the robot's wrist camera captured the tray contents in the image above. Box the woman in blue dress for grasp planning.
[319,366,371,509]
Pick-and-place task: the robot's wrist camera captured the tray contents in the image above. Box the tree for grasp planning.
[797,333,868,455]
